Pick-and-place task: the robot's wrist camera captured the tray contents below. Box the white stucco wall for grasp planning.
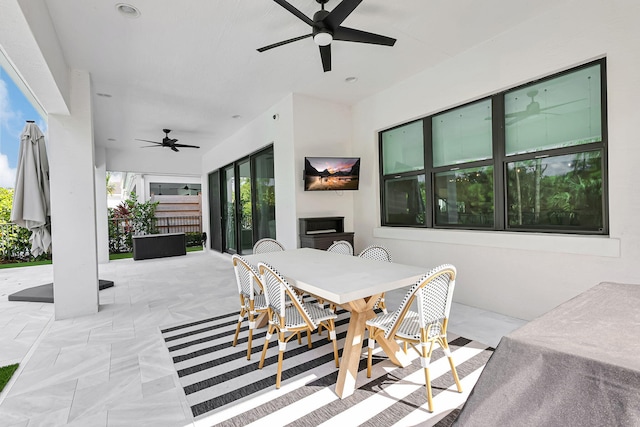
[292,94,355,240]
[351,0,640,320]
[202,94,297,249]
[201,93,354,251]
[106,146,203,176]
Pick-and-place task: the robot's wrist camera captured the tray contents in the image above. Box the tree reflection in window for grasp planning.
[507,151,603,230]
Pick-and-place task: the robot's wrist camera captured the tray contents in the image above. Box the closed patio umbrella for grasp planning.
[7,122,114,303]
[11,121,51,257]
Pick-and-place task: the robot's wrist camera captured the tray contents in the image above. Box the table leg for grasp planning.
[335,300,370,399]
[372,329,412,368]
[334,297,412,399]
[255,311,269,328]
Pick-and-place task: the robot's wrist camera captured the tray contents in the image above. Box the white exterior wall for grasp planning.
[202,95,297,249]
[292,94,355,244]
[106,146,203,176]
[201,94,353,251]
[351,0,640,320]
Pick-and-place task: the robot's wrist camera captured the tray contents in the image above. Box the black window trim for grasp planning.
[379,58,609,235]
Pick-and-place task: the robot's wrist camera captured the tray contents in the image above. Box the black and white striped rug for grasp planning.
[161,308,494,426]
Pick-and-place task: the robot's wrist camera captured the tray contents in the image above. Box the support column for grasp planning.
[95,146,109,264]
[48,70,99,319]
[136,174,146,202]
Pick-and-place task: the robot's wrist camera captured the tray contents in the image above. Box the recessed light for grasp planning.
[232,115,241,119]
[96,93,112,98]
[345,76,358,83]
[116,3,140,18]
[107,138,117,141]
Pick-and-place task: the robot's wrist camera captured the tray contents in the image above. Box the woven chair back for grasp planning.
[232,254,262,299]
[258,262,316,329]
[384,264,456,339]
[358,245,392,262]
[253,238,285,254]
[327,240,354,256]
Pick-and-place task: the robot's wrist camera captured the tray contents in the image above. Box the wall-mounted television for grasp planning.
[304,157,360,191]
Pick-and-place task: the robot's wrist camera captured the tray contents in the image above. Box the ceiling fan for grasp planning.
[257,0,396,72]
[505,90,583,125]
[135,129,200,152]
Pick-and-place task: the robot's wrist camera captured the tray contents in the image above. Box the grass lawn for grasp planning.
[0,259,52,269]
[0,364,18,392]
[0,246,204,267]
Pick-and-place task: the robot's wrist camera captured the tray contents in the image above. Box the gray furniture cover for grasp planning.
[454,282,640,426]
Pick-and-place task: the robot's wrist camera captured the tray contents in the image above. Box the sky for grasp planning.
[0,65,47,188]
[308,157,359,174]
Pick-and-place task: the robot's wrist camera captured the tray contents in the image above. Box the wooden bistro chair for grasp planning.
[257,262,339,389]
[365,264,462,412]
[253,238,285,254]
[231,254,269,360]
[327,240,354,256]
[358,245,393,314]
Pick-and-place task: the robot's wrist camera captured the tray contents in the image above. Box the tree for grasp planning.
[107,192,158,253]
[106,172,116,197]
[0,188,46,262]
[0,188,14,223]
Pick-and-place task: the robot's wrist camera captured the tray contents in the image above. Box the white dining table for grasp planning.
[244,247,428,399]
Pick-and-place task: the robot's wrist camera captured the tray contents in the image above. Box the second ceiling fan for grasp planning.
[258,0,396,72]
[136,129,200,152]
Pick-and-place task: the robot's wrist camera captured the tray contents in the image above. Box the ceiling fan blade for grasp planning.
[320,44,331,72]
[173,143,200,149]
[506,115,527,126]
[171,146,179,152]
[135,139,162,144]
[273,0,314,26]
[324,0,362,29]
[538,98,585,113]
[333,26,396,46]
[257,33,312,52]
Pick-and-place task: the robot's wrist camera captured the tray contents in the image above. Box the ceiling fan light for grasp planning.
[313,31,333,46]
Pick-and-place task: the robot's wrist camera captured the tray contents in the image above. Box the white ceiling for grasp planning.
[42,0,567,155]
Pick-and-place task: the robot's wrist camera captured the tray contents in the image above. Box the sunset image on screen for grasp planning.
[304,157,360,191]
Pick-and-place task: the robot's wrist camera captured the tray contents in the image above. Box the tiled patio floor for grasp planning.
[0,250,526,427]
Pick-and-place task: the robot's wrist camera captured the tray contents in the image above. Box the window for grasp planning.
[383,175,426,226]
[379,59,607,234]
[381,120,424,175]
[434,166,494,227]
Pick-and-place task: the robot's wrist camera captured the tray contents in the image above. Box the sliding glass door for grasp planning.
[207,170,222,251]
[252,148,276,241]
[238,159,253,254]
[222,164,237,253]
[211,145,275,255]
